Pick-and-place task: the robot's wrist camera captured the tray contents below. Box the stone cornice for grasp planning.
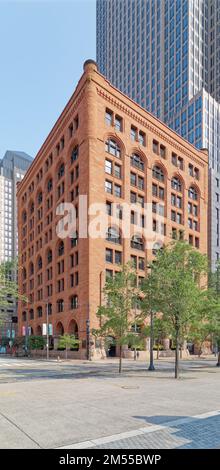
[96,87,207,169]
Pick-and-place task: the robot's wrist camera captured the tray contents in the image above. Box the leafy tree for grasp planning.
[0,259,26,321]
[27,336,46,351]
[206,264,220,365]
[57,334,80,359]
[142,241,208,378]
[143,318,170,359]
[93,263,140,373]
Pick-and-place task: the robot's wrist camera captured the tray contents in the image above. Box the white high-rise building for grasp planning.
[0,150,32,321]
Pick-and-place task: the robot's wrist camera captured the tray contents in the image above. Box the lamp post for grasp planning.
[86,318,91,361]
[147,264,155,371]
[46,301,49,360]
[148,309,155,371]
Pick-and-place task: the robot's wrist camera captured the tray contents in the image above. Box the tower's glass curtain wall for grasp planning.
[96,0,220,269]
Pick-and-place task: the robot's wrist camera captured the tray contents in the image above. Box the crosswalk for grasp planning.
[0,358,56,368]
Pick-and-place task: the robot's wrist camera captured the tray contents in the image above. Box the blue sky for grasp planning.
[0,0,96,159]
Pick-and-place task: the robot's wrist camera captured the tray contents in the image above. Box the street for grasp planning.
[0,355,219,449]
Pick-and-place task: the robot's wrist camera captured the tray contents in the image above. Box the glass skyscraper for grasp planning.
[97,0,220,269]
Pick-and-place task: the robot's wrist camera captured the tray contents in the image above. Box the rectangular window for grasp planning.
[105,159,112,175]
[115,251,122,264]
[152,184,158,197]
[139,131,146,146]
[105,109,113,126]
[138,176,144,190]
[114,184,122,198]
[153,139,159,154]
[131,211,136,224]
[106,201,112,215]
[105,180,112,194]
[159,187,164,200]
[130,192,137,204]
[160,144,166,158]
[115,115,123,132]
[114,164,121,179]
[130,172,136,186]
[189,164,194,176]
[138,257,145,270]
[106,248,113,263]
[130,126,137,141]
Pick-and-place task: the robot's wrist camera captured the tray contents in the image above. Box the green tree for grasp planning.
[206,264,220,365]
[143,318,170,359]
[142,241,208,379]
[93,263,140,373]
[0,259,26,322]
[57,334,80,359]
[28,336,46,351]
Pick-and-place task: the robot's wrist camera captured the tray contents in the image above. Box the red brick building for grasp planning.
[17,60,208,358]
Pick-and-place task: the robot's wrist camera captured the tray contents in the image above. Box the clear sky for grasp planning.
[0,0,96,159]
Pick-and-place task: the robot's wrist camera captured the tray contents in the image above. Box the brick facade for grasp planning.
[17,60,208,358]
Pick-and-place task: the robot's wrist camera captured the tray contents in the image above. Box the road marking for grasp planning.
[57,409,220,449]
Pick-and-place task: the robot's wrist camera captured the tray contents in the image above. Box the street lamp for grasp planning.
[46,301,49,361]
[148,309,155,371]
[147,264,155,372]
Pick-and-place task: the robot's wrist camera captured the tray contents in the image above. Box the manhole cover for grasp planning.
[121,386,139,389]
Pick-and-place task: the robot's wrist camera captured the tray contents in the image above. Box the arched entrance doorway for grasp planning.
[106,336,116,357]
[67,319,79,351]
[56,321,64,336]
[36,325,42,336]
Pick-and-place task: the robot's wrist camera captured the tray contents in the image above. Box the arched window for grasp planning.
[22,311,27,322]
[47,249,52,264]
[29,202,34,214]
[29,309,34,320]
[29,262,34,276]
[58,241,64,256]
[47,303,52,315]
[37,191,43,205]
[22,267,27,280]
[171,176,182,192]
[37,256,42,270]
[47,178,53,193]
[188,186,198,201]
[106,226,121,244]
[58,163,65,179]
[105,138,121,158]
[57,299,64,313]
[37,306,42,318]
[131,235,144,251]
[22,210,27,223]
[152,165,165,182]
[71,146,79,163]
[70,295,78,309]
[130,154,144,171]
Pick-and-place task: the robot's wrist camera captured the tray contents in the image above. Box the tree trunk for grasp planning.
[217,350,220,367]
[175,332,180,379]
[119,345,122,373]
[157,344,160,360]
[180,347,183,359]
[65,347,68,360]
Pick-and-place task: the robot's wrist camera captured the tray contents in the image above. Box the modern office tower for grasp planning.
[17,60,208,358]
[96,0,220,268]
[0,150,32,322]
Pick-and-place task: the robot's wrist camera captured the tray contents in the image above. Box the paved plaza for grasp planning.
[0,356,219,449]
